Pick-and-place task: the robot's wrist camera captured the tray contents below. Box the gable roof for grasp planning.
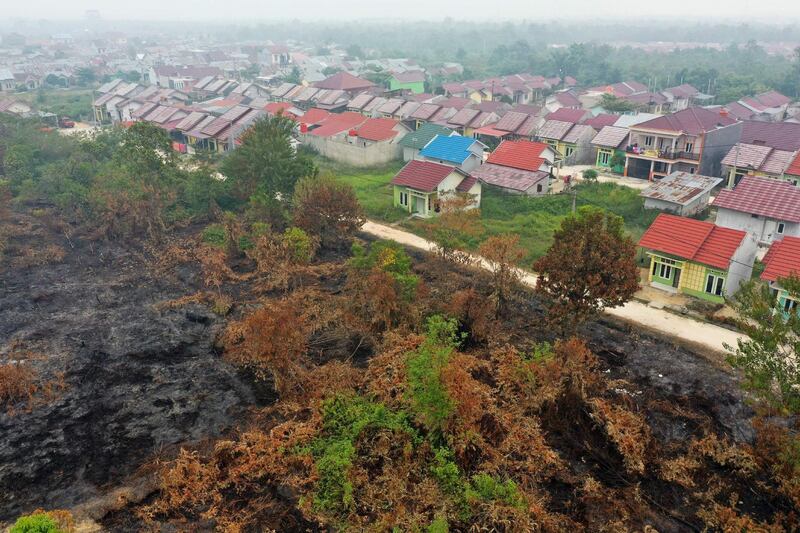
[591,125,629,148]
[419,134,481,164]
[553,90,582,107]
[347,93,374,111]
[300,107,331,126]
[639,172,722,206]
[761,236,800,282]
[786,152,800,176]
[584,113,620,130]
[356,118,400,141]
[638,213,746,270]
[712,175,800,223]
[470,163,549,192]
[663,84,699,99]
[562,124,594,144]
[738,121,800,152]
[545,107,590,124]
[391,70,426,83]
[309,111,367,137]
[314,71,375,91]
[487,140,551,172]
[391,160,461,192]
[632,107,738,135]
[538,119,573,141]
[398,123,453,150]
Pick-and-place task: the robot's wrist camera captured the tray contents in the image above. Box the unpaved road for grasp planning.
[362,220,746,356]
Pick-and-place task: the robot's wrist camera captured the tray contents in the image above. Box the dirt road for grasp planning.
[361,220,746,356]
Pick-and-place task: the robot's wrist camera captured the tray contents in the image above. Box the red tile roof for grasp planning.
[309,112,366,137]
[356,118,400,142]
[712,176,800,223]
[313,71,375,91]
[300,107,331,126]
[633,107,738,135]
[487,139,550,172]
[761,236,800,282]
[638,213,745,270]
[264,101,293,116]
[739,121,800,152]
[391,160,460,192]
[584,113,620,130]
[545,107,590,124]
[787,152,800,176]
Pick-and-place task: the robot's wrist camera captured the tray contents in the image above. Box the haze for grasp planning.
[6,0,800,22]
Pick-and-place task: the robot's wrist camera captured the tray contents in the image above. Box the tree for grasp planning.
[285,66,302,85]
[725,276,800,414]
[292,174,365,249]
[220,115,316,203]
[533,206,639,332]
[75,67,96,86]
[345,44,365,59]
[582,169,598,182]
[429,194,482,265]
[478,234,526,316]
[599,93,636,114]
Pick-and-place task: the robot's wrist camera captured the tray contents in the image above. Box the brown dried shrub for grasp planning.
[698,501,786,533]
[588,398,652,475]
[445,288,496,344]
[0,361,38,411]
[752,418,800,508]
[689,433,758,475]
[10,244,66,268]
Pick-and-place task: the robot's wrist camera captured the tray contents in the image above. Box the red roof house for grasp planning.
[313,72,375,93]
[390,160,481,217]
[761,236,800,283]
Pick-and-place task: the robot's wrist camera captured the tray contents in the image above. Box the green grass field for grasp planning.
[323,156,657,264]
[16,88,94,120]
[317,157,409,223]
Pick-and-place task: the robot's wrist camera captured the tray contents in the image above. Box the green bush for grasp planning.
[465,473,526,509]
[582,169,599,181]
[350,240,419,301]
[427,516,449,533]
[283,227,315,264]
[201,224,227,248]
[10,514,63,533]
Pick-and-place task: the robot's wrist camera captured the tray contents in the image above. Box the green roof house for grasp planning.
[388,70,426,94]
[398,123,454,161]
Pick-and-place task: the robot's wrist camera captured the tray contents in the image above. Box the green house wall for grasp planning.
[389,79,425,94]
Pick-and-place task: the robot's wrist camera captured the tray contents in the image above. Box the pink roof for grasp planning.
[554,91,582,108]
[313,71,375,91]
[392,70,425,83]
[639,213,746,270]
[545,107,590,124]
[786,152,800,176]
[470,164,549,192]
[712,175,800,223]
[584,113,620,130]
[309,112,367,137]
[633,107,738,135]
[739,121,800,152]
[663,84,699,99]
[761,236,800,282]
[356,118,400,142]
[391,160,460,192]
[300,108,331,126]
[487,139,550,172]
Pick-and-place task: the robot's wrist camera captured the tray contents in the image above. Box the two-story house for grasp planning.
[623,107,741,180]
[720,121,800,187]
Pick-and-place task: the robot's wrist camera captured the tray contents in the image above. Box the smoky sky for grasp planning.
[5,0,800,22]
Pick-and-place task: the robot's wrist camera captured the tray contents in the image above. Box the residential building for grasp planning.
[398,123,454,161]
[388,71,426,94]
[720,121,800,187]
[313,71,375,96]
[786,153,800,186]
[640,171,722,216]
[712,175,800,245]
[470,140,555,196]
[760,236,800,317]
[0,69,16,92]
[301,113,410,167]
[536,120,595,165]
[724,91,792,122]
[638,213,757,302]
[0,98,32,117]
[591,126,629,171]
[660,84,711,112]
[417,134,486,172]
[390,160,481,217]
[623,107,741,180]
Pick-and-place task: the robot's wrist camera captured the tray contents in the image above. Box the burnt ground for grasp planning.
[0,218,771,528]
[0,214,253,520]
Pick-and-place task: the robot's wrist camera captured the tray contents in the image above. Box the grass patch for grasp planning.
[16,89,94,120]
[317,156,408,223]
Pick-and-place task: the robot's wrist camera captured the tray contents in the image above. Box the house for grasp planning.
[266,45,291,67]
[640,171,722,216]
[623,107,741,180]
[389,71,426,94]
[417,134,486,172]
[720,121,800,187]
[786,153,800,186]
[390,160,481,217]
[591,126,629,171]
[536,120,595,165]
[544,90,582,113]
[726,91,792,123]
[301,113,409,167]
[660,84,711,112]
[760,236,800,317]
[712,175,800,245]
[470,140,555,196]
[638,213,757,302]
[148,66,221,88]
[0,69,16,92]
[545,107,591,124]
[313,72,375,95]
[622,91,669,114]
[398,123,454,161]
[0,98,32,117]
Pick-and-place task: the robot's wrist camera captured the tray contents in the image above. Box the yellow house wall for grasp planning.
[678,261,707,292]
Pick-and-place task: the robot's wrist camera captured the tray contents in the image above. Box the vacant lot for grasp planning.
[15,88,94,120]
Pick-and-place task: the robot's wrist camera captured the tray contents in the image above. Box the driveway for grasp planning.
[361,220,746,357]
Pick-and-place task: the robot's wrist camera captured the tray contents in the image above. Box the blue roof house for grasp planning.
[418,134,486,172]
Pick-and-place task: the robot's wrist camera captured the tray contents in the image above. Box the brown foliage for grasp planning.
[345,264,420,335]
[221,296,311,399]
[0,350,67,415]
[533,207,639,333]
[698,501,786,533]
[589,398,652,475]
[428,194,482,265]
[9,243,66,268]
[478,234,526,315]
[445,288,496,344]
[292,174,365,249]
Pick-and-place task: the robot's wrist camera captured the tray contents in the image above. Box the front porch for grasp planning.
[394,186,438,218]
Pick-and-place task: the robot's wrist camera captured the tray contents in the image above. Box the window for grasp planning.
[784,297,798,314]
[685,142,693,153]
[689,167,696,174]
[705,273,725,296]
[777,222,786,234]
[536,184,543,193]
[652,257,676,280]
[399,191,408,207]
[644,136,654,147]
[598,150,611,166]
[564,145,575,157]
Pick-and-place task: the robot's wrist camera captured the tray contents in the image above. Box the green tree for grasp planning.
[220,115,316,202]
[599,93,636,113]
[725,276,800,414]
[285,66,302,85]
[75,67,96,86]
[533,206,639,332]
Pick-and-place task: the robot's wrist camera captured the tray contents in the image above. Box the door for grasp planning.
[672,268,682,288]
[413,196,425,215]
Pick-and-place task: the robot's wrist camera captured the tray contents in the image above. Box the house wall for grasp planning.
[303,135,402,167]
[436,173,482,210]
[701,122,743,177]
[389,79,425,94]
[715,207,800,244]
[726,233,758,296]
[644,193,709,217]
[645,252,738,302]
[403,147,420,161]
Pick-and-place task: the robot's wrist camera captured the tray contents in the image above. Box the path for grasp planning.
[361,220,746,356]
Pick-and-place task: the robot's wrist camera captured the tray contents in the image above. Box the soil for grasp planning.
[0,213,254,520]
